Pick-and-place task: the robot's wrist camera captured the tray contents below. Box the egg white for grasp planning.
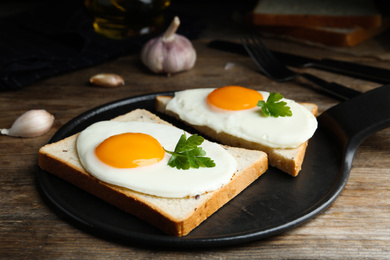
[166,88,318,148]
[76,121,237,198]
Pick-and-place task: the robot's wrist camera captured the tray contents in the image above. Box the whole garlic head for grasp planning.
[141,16,196,75]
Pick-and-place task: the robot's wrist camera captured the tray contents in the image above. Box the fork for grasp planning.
[240,34,362,101]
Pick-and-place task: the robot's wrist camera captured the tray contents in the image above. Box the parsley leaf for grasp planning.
[165,132,216,170]
[257,92,292,117]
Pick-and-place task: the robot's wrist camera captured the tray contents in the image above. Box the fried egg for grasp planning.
[76,121,237,198]
[165,86,318,148]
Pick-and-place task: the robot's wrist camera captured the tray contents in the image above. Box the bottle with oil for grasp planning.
[85,0,171,39]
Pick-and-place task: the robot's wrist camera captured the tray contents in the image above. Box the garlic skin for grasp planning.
[1,110,55,138]
[141,16,196,74]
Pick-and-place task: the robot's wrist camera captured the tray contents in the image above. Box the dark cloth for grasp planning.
[0,1,203,91]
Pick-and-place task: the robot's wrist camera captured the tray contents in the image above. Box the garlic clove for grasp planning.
[1,109,55,138]
[140,16,196,75]
[141,39,165,73]
[90,73,125,88]
[224,62,236,70]
[161,35,196,74]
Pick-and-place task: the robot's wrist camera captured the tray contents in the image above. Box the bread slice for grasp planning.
[254,23,389,47]
[249,0,382,29]
[156,96,318,177]
[248,0,385,47]
[38,109,268,236]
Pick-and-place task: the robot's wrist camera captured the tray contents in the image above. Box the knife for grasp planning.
[208,40,390,84]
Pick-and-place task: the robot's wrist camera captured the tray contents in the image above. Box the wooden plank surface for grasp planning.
[1,13,390,259]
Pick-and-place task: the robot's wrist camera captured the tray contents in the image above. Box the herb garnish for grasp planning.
[257,92,292,118]
[165,132,216,170]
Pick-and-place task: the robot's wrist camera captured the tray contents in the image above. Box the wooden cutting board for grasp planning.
[248,0,385,46]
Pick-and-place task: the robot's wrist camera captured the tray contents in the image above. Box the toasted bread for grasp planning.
[38,109,268,236]
[156,96,318,176]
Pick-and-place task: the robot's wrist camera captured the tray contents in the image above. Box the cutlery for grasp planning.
[240,34,362,100]
[209,40,390,84]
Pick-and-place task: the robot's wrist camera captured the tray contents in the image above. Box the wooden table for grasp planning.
[1,4,390,258]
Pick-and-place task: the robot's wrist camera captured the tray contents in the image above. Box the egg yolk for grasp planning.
[95,133,165,168]
[206,86,263,111]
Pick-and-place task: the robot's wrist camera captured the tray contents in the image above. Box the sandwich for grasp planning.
[155,86,318,176]
[38,109,268,236]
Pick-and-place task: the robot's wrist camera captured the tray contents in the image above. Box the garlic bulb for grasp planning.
[1,109,55,138]
[141,16,196,75]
